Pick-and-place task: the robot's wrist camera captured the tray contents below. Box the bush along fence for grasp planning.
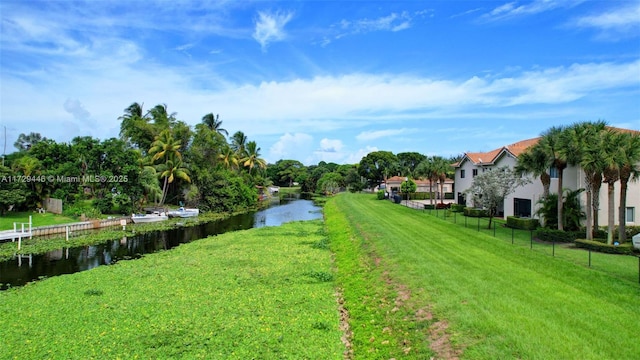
[410,205,640,284]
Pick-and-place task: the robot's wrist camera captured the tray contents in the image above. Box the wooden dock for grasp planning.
[0,216,32,244]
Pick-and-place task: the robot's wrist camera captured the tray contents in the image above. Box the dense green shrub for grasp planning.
[464,207,489,217]
[450,204,465,213]
[377,190,385,200]
[575,239,636,255]
[93,197,112,214]
[586,226,640,242]
[535,228,580,243]
[63,202,101,219]
[507,216,540,230]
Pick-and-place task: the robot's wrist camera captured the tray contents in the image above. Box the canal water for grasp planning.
[0,197,322,289]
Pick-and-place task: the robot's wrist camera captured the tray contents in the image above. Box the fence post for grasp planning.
[493,221,496,237]
[589,249,592,267]
[66,226,70,242]
[511,227,514,244]
[477,217,480,232]
[530,230,533,249]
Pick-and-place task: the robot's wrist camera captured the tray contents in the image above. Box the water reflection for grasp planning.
[0,198,321,289]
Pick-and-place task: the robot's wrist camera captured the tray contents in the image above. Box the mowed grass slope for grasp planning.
[328,193,640,359]
[0,220,342,359]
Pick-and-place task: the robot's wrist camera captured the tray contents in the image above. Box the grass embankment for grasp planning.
[0,212,77,229]
[424,208,640,283]
[327,193,640,359]
[0,220,342,359]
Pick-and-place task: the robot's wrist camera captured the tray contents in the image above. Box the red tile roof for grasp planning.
[459,137,540,166]
[457,126,638,167]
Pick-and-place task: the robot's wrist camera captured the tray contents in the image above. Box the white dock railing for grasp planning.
[0,216,33,250]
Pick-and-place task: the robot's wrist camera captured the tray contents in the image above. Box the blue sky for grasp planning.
[1,0,639,165]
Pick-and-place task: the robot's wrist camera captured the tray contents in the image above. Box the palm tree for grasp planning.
[515,144,551,199]
[569,121,607,240]
[148,104,177,130]
[616,132,640,242]
[538,126,569,230]
[156,156,191,205]
[434,157,453,205]
[149,130,182,163]
[201,113,228,137]
[218,145,239,170]
[415,156,448,206]
[231,131,248,157]
[241,141,267,174]
[148,130,184,205]
[601,129,622,245]
[118,102,155,151]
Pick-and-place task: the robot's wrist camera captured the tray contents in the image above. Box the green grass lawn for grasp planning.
[0,220,342,359]
[326,193,640,359]
[0,211,78,229]
[3,193,639,359]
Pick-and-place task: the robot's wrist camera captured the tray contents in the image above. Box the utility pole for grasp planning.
[2,125,6,167]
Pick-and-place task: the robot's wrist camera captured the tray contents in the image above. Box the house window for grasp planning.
[549,167,558,179]
[461,170,465,178]
[472,169,478,177]
[514,198,532,218]
[626,207,635,223]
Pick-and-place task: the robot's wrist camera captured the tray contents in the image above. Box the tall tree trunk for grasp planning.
[618,173,630,243]
[584,173,593,240]
[160,176,169,206]
[439,180,445,205]
[607,181,615,245]
[557,166,564,231]
[592,173,602,237]
[541,172,550,199]
[429,181,434,206]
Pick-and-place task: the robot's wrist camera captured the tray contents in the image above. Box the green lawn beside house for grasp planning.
[326,193,640,359]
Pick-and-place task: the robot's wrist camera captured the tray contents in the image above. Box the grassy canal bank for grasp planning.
[2,193,639,359]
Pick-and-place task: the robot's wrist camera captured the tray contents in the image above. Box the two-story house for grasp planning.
[454,134,639,227]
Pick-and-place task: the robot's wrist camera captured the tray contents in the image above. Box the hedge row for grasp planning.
[506,216,539,230]
[534,228,581,243]
[574,239,636,255]
[463,207,489,217]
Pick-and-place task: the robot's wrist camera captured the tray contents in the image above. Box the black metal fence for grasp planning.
[403,201,640,284]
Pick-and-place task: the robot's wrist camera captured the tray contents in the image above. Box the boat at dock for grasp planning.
[131,212,168,223]
[167,207,199,218]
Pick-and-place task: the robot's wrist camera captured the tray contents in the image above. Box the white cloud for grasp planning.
[318,138,344,153]
[353,11,413,33]
[344,146,379,165]
[571,3,640,39]
[253,10,294,50]
[268,133,313,163]
[481,0,585,21]
[356,128,410,141]
[63,98,92,122]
